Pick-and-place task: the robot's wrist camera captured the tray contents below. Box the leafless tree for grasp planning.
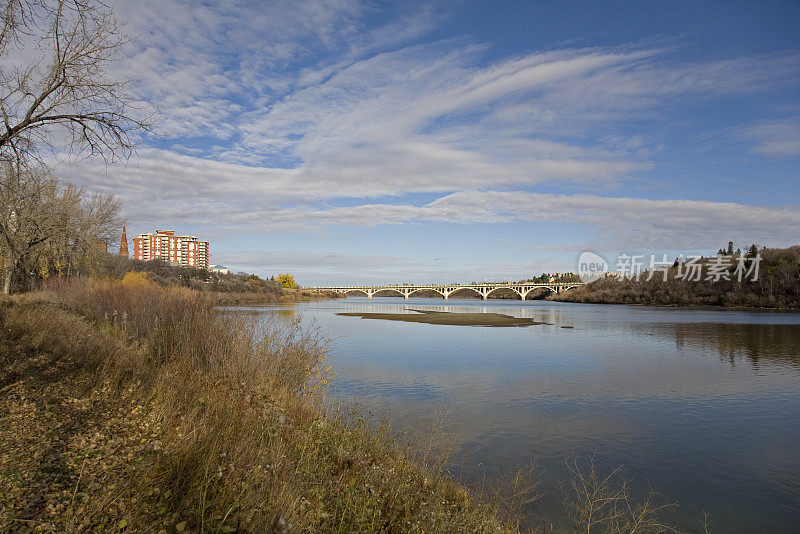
[0,0,140,293]
[0,160,61,293]
[0,0,150,163]
[0,159,119,293]
[55,188,120,275]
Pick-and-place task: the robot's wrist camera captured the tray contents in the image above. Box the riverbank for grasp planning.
[207,288,342,306]
[0,278,520,532]
[550,246,800,310]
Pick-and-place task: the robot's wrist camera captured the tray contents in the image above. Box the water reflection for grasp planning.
[250,298,800,533]
[276,308,295,319]
[669,322,800,368]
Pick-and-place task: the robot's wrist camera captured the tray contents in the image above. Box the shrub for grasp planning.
[1,280,519,532]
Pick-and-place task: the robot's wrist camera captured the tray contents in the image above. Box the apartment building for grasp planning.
[132,230,210,270]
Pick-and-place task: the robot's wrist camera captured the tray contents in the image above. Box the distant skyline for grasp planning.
[58,0,800,284]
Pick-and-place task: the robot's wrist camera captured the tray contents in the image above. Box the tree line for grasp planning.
[0,161,120,293]
[553,244,800,308]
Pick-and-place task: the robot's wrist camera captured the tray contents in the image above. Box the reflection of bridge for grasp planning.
[311,282,583,300]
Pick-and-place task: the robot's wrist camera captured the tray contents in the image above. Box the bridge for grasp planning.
[311,282,583,300]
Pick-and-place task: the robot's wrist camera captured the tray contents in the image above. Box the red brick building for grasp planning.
[132,230,209,270]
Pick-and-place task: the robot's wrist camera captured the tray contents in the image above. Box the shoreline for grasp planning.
[300,294,800,312]
[0,281,518,532]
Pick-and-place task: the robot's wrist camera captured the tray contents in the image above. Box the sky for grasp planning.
[54,0,800,285]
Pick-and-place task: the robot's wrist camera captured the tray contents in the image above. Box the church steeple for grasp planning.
[119,224,129,258]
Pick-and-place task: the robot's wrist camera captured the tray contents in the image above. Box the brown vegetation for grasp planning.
[0,161,121,294]
[552,246,800,309]
[0,278,524,532]
[0,278,692,532]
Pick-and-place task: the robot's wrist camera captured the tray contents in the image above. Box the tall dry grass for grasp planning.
[8,277,517,532]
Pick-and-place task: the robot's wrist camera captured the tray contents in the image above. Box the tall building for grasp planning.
[119,224,129,258]
[132,230,209,270]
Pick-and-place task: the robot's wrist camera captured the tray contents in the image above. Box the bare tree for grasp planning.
[0,160,119,293]
[0,0,141,293]
[0,0,150,162]
[57,188,120,275]
[0,160,63,293]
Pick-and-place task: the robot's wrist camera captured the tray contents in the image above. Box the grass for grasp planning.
[0,277,524,533]
[0,276,694,533]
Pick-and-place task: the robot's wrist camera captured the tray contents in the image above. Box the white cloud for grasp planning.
[207,191,800,251]
[40,2,799,272]
[741,118,800,156]
[214,249,559,285]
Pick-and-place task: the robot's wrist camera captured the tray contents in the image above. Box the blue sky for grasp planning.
[57,0,800,284]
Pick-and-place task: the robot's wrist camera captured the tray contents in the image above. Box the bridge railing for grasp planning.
[310,281,583,290]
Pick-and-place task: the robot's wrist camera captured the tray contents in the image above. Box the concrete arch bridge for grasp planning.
[312,282,583,300]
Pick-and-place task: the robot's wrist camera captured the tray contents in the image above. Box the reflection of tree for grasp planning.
[668,323,800,369]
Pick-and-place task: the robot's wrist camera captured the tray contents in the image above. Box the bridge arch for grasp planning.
[485,286,522,299]
[447,287,483,299]
[522,286,553,300]
[372,288,405,298]
[407,287,446,299]
[343,289,369,297]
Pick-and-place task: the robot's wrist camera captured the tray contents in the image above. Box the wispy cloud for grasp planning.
[214,249,559,285]
[47,2,800,279]
[55,146,799,250]
[741,118,800,156]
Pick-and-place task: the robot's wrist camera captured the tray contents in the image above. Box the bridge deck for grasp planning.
[311,282,582,300]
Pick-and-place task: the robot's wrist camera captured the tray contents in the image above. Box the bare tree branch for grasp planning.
[0,0,152,164]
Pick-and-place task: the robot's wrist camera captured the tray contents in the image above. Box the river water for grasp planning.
[246,297,800,533]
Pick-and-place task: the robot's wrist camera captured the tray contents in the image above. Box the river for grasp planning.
[244,297,800,533]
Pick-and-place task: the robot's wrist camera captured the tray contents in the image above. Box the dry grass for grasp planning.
[0,277,692,533]
[0,278,519,533]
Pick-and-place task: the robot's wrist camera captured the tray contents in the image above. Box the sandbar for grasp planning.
[337,309,544,327]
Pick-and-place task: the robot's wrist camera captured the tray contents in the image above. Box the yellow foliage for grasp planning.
[121,271,153,287]
[38,256,50,279]
[277,273,298,289]
[53,257,66,276]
